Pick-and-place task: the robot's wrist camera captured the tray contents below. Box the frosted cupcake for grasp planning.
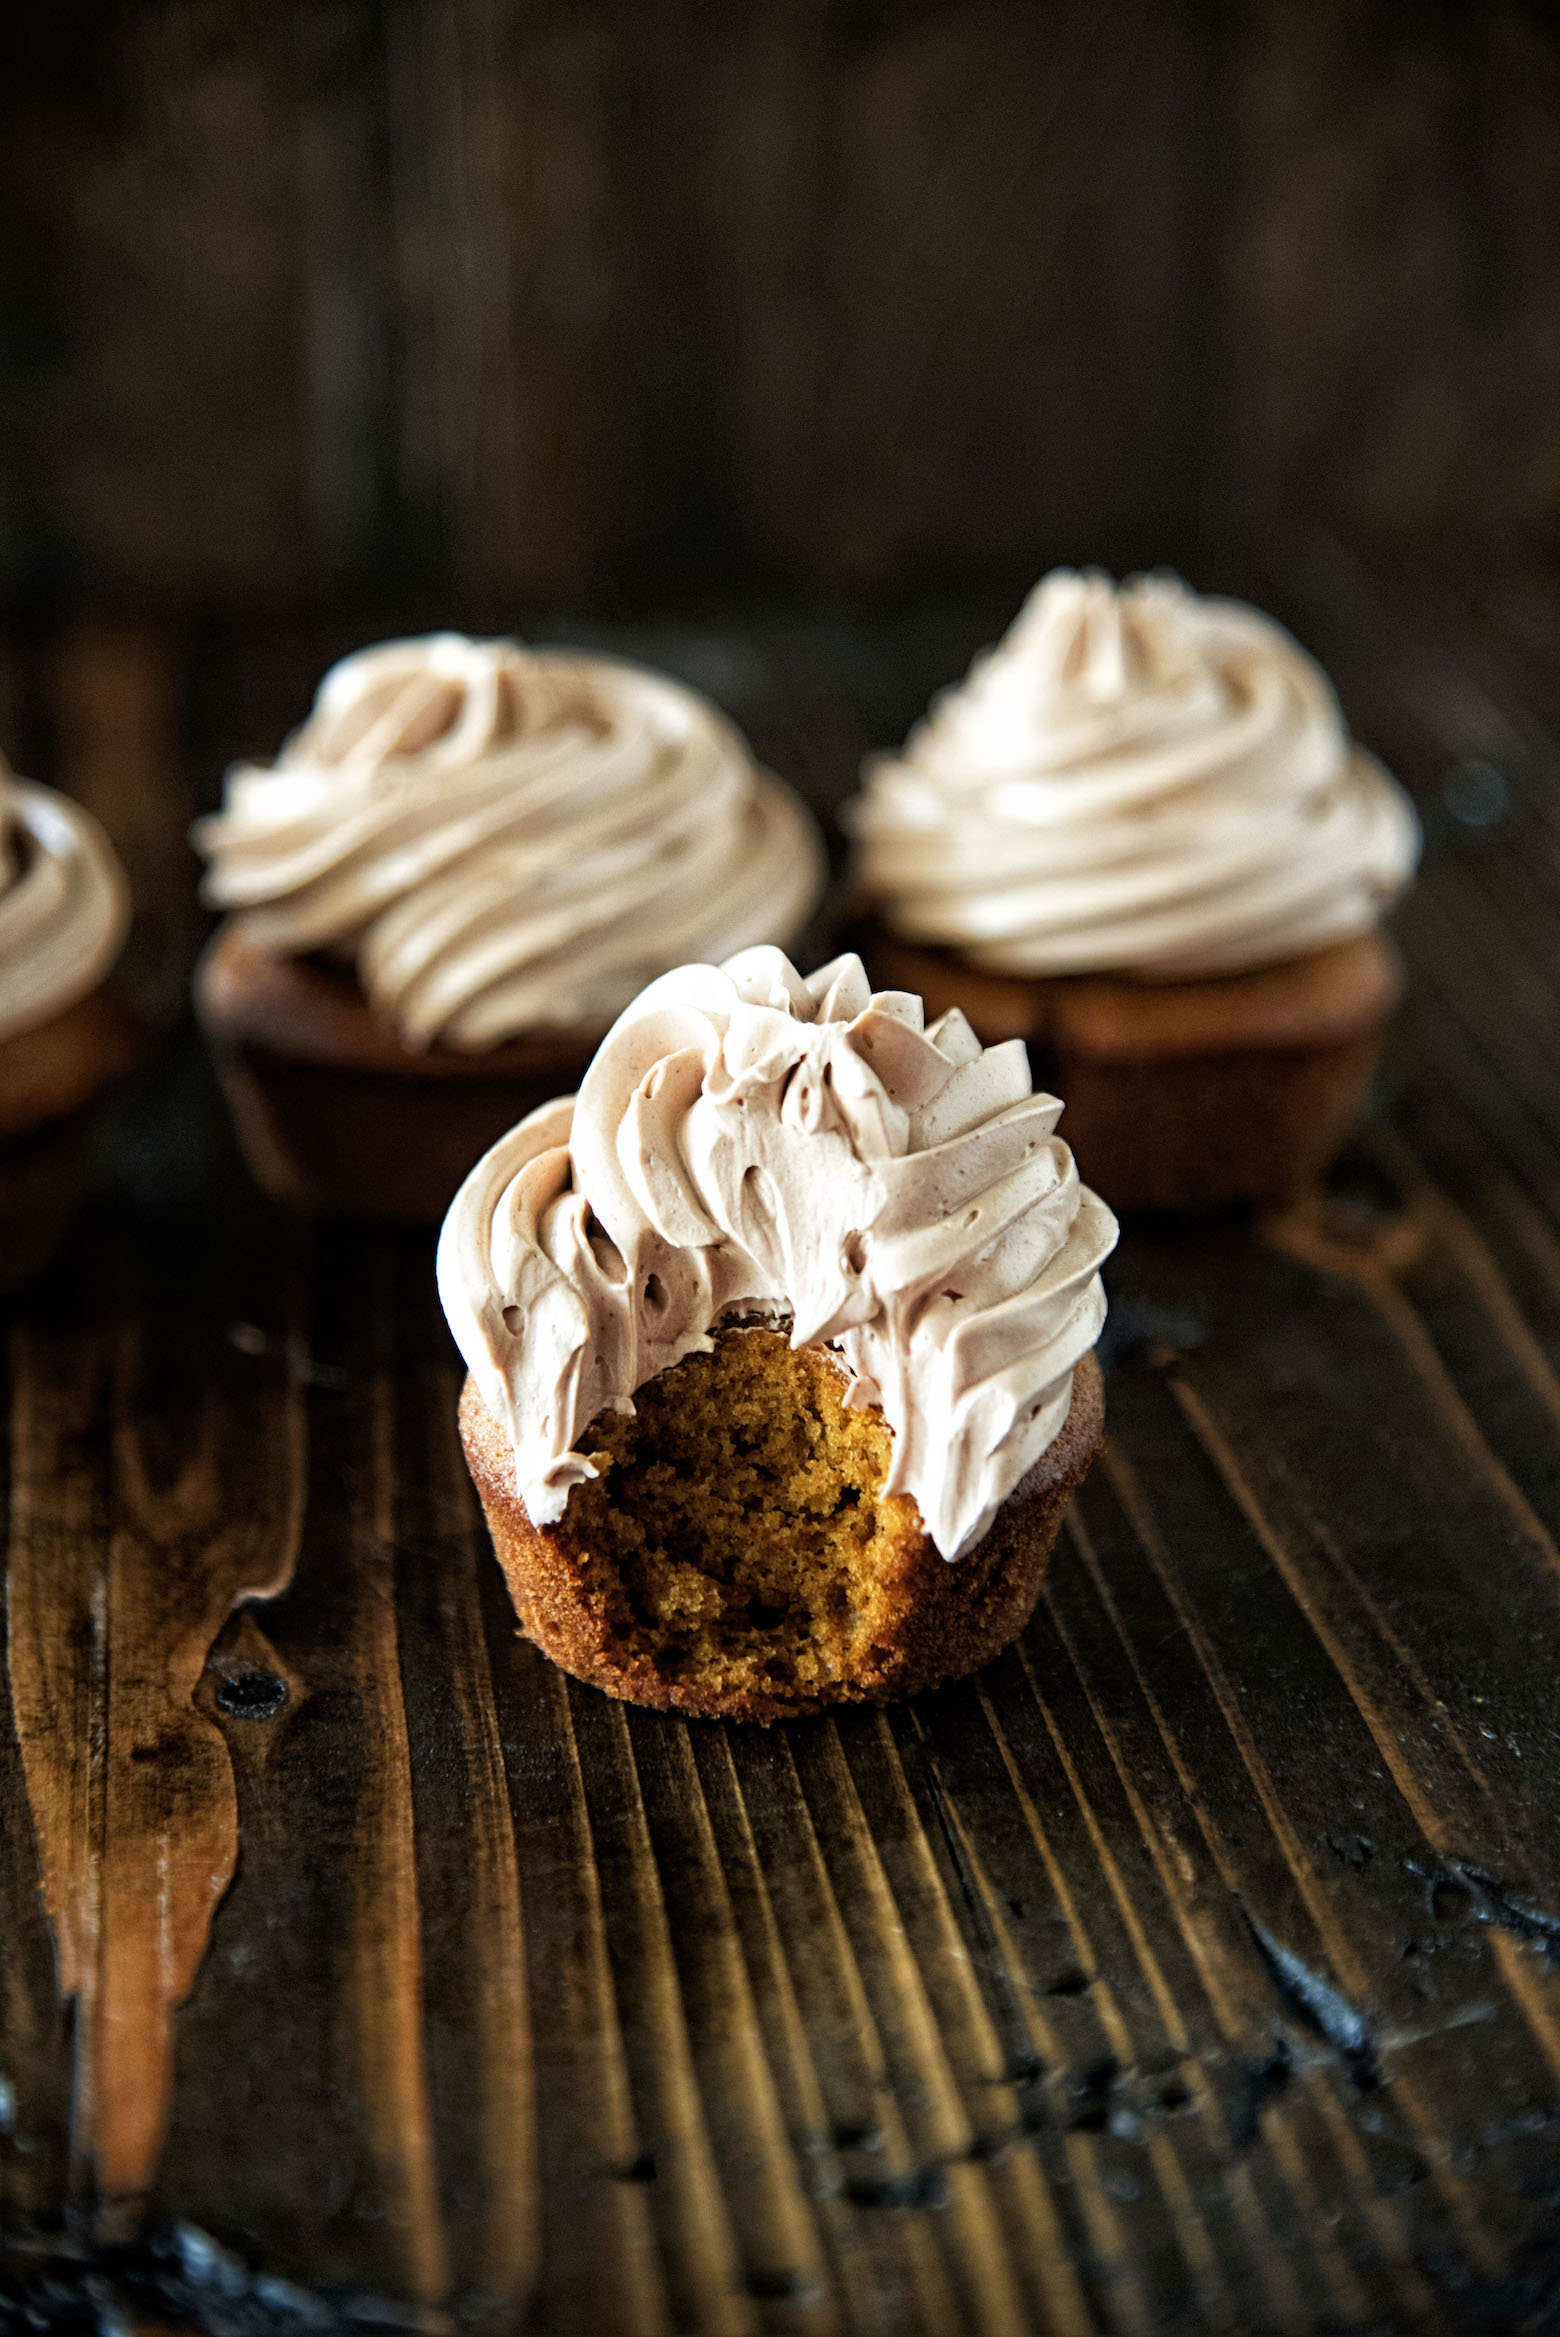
[0,764,135,1293]
[439,946,1115,1721]
[851,572,1421,1212]
[194,634,827,1222]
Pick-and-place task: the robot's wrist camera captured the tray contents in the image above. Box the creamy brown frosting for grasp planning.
[853,570,1421,980]
[194,634,827,1050]
[0,766,131,1047]
[438,947,1116,1561]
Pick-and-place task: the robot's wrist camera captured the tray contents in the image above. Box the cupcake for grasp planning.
[0,763,135,1294]
[438,945,1116,1722]
[850,571,1422,1213]
[193,634,827,1223]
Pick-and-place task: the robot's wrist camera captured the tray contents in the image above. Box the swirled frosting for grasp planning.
[854,570,1421,980]
[0,766,131,1046]
[193,634,826,1050]
[438,946,1116,1561]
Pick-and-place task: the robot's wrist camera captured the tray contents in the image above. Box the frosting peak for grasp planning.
[854,570,1421,979]
[1006,569,1204,702]
[0,765,131,1046]
[438,948,1116,1561]
[194,634,826,1051]
[295,634,605,772]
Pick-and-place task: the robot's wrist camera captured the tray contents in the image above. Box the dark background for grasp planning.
[1,0,1557,1016]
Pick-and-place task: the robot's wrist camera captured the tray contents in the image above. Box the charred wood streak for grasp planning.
[1243,1915,1379,2084]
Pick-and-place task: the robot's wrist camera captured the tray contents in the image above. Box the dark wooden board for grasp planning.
[6,5,1559,614]
[6,564,1560,2333]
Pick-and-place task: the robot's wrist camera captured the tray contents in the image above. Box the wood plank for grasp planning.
[7,574,1560,2333]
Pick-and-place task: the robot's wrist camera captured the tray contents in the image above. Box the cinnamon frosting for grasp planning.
[0,766,131,1047]
[853,570,1421,980]
[193,634,826,1050]
[438,946,1116,1561]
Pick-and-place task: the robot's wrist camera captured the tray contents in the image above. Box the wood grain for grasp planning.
[5,1231,305,2216]
[6,570,1560,2331]
[7,6,1558,617]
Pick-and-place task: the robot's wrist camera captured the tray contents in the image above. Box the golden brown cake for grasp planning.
[192,634,825,1224]
[196,925,605,1223]
[459,1330,1104,1723]
[0,771,135,1293]
[439,947,1117,1720]
[851,571,1421,1214]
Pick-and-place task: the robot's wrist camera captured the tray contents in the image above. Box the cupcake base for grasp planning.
[0,986,140,1295]
[195,924,607,1225]
[458,1324,1104,1723]
[854,923,1402,1214]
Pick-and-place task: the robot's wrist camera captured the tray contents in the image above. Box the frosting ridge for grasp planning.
[854,570,1421,979]
[438,947,1116,1561]
[0,767,131,1046]
[194,633,826,1050]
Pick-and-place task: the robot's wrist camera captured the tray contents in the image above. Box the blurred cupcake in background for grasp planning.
[0,763,136,1294]
[194,632,827,1222]
[850,570,1421,1212]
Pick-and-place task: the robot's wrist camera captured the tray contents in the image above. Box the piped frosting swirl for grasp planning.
[0,766,131,1046]
[194,633,826,1050]
[438,946,1116,1561]
[854,570,1421,980]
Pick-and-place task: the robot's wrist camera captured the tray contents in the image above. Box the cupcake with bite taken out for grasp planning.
[438,946,1115,1721]
[0,761,136,1294]
[850,571,1421,1213]
[193,634,827,1223]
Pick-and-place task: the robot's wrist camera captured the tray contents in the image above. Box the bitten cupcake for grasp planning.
[193,634,827,1223]
[850,571,1422,1212]
[0,763,135,1294]
[438,946,1115,1722]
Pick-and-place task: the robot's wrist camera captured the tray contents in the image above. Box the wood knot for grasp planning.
[213,1670,288,1721]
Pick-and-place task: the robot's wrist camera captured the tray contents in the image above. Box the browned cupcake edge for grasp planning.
[457,1348,1105,1723]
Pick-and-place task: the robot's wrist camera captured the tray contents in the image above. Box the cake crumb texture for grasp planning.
[461,1326,1104,1721]
[573,1328,919,1701]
